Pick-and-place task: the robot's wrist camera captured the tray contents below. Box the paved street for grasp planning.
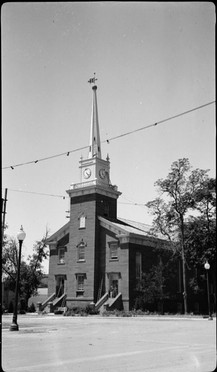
[1,314,216,372]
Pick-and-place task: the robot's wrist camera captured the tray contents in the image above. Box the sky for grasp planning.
[2,2,216,273]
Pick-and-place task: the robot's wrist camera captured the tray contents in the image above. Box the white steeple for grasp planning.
[67,76,121,200]
[88,74,101,159]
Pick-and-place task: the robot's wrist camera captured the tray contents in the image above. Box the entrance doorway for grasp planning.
[109,273,119,298]
[55,275,65,297]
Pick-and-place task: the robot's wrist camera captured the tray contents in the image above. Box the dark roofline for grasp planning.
[46,221,70,244]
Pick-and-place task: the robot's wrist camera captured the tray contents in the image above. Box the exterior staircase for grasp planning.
[104,293,122,311]
[37,293,66,314]
[95,292,109,313]
[38,292,56,313]
[95,292,123,313]
[52,293,66,308]
[52,293,67,314]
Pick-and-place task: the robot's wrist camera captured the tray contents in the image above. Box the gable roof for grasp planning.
[118,217,166,239]
[45,216,170,250]
[98,216,170,248]
[46,222,70,245]
[118,217,152,234]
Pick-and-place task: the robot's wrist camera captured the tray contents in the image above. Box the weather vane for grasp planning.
[88,73,97,85]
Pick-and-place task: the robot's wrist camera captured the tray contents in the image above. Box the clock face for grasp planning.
[99,168,106,179]
[83,168,91,179]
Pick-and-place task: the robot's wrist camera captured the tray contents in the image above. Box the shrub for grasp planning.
[64,309,75,316]
[102,309,152,317]
[64,306,85,316]
[102,310,133,317]
[28,303,36,313]
[85,304,99,315]
[19,309,26,314]
[64,305,99,317]
[54,309,64,315]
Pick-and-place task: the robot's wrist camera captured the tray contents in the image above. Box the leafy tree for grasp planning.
[146,158,213,314]
[136,260,166,312]
[184,217,216,269]
[194,177,216,219]
[2,237,18,283]
[2,231,49,310]
[184,179,216,309]
[134,242,179,313]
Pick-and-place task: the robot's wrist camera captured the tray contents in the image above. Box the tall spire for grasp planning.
[88,74,101,159]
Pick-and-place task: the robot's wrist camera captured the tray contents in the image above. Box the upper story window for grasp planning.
[58,247,65,264]
[79,215,86,229]
[77,241,86,262]
[109,242,118,260]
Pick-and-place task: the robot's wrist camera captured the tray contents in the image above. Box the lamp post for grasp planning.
[204,261,213,320]
[9,226,26,331]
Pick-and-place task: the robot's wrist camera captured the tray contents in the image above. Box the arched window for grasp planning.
[77,240,86,262]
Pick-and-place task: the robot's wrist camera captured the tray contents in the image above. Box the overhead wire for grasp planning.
[102,101,215,142]
[5,188,146,207]
[4,145,89,170]
[7,188,67,199]
[2,100,215,170]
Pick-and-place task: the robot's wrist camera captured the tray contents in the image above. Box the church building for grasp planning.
[46,77,178,313]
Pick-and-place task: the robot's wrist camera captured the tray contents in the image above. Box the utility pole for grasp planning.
[2,188,8,245]
[1,188,8,364]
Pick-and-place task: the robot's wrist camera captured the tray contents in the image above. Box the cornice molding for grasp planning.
[66,184,121,200]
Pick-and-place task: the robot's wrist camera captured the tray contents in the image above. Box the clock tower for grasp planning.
[79,81,111,188]
[65,76,121,304]
[67,75,121,213]
[68,75,120,203]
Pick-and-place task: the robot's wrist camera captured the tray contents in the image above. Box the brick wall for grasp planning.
[48,189,121,309]
[66,191,118,308]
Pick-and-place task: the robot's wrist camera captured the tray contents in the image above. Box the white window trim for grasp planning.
[109,241,118,260]
[75,273,86,296]
[77,241,87,262]
[58,247,65,264]
[78,214,86,229]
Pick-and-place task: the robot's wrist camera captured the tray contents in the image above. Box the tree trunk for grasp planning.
[180,216,188,314]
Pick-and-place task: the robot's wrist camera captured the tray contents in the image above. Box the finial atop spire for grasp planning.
[88,74,101,159]
[88,73,98,86]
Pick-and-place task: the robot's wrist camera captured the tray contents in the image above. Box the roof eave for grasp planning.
[46,221,70,245]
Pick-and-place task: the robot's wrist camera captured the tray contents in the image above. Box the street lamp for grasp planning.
[204,261,213,320]
[9,226,26,331]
